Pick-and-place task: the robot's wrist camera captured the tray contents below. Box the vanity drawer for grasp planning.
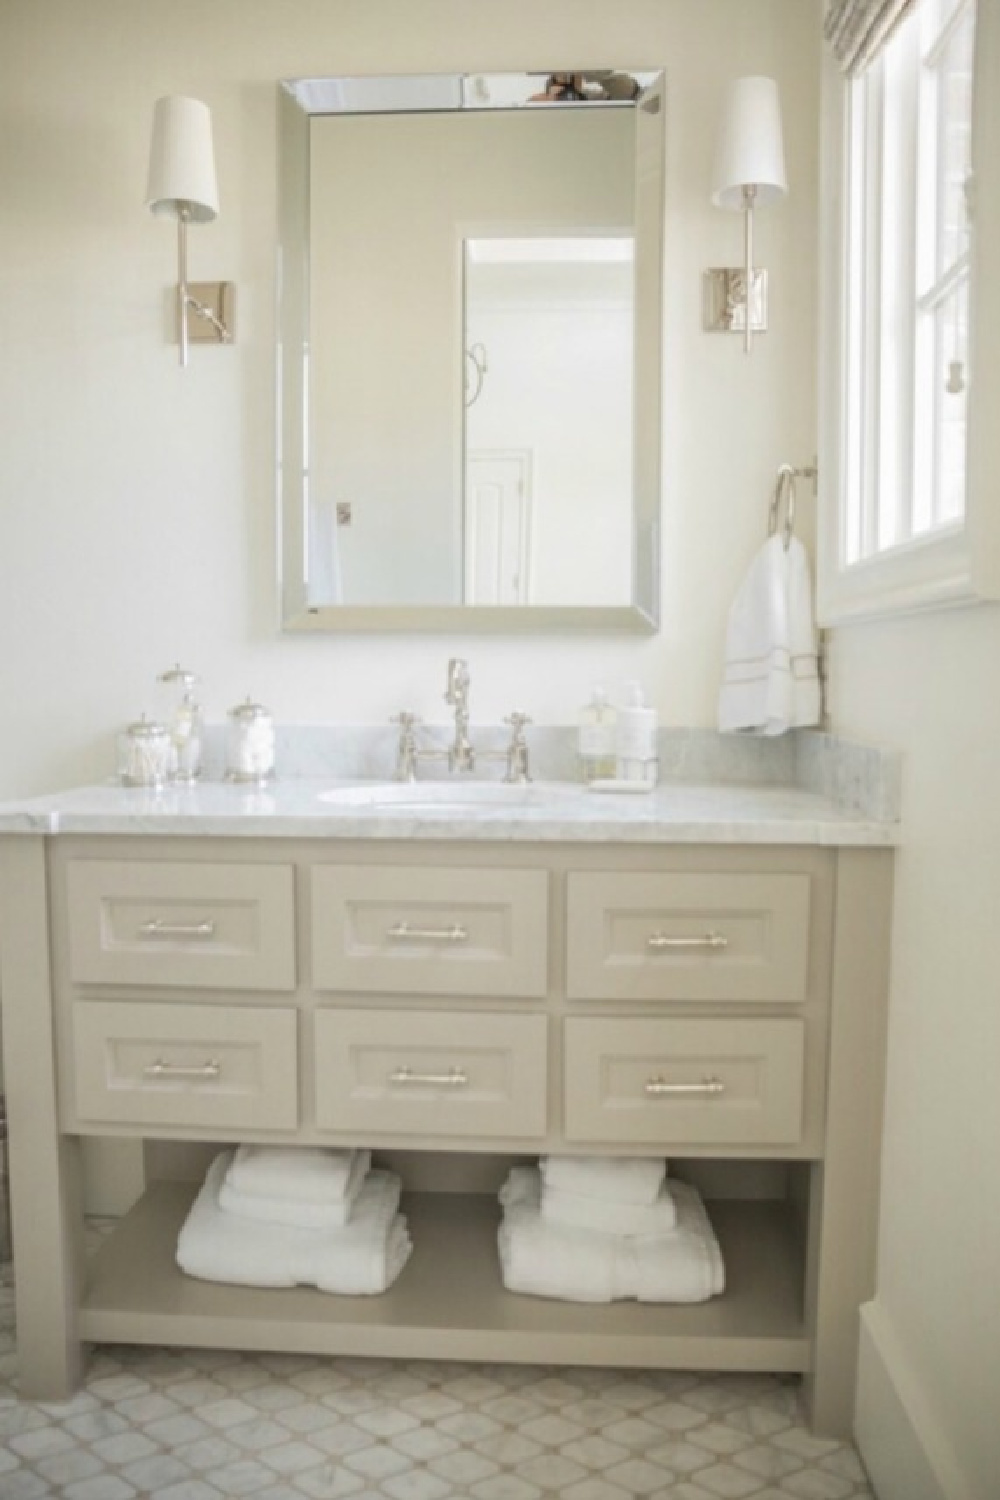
[563,1016,805,1146]
[71,1001,298,1131]
[66,860,296,991]
[311,865,548,997]
[566,871,810,1002]
[314,1008,548,1139]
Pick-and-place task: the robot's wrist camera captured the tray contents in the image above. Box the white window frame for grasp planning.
[817,0,1000,623]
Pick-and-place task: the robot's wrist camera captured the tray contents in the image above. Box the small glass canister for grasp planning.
[225,696,276,784]
[118,715,173,788]
[157,664,203,783]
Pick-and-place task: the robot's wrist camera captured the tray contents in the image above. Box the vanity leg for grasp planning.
[803,850,893,1437]
[0,838,86,1398]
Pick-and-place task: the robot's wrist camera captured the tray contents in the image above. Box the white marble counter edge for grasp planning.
[0,780,899,846]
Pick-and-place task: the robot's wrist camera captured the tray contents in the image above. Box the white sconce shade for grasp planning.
[146,95,219,222]
[711,76,787,208]
[706,76,787,353]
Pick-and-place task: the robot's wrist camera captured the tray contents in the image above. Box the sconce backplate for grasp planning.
[703,268,768,334]
[181,282,236,345]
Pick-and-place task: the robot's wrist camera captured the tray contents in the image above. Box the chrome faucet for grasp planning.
[444,658,475,773]
[392,659,531,783]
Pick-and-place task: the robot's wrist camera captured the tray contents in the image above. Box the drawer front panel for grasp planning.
[566,872,810,1002]
[564,1017,805,1146]
[66,861,296,991]
[72,1001,298,1130]
[314,1008,548,1139]
[311,866,548,997]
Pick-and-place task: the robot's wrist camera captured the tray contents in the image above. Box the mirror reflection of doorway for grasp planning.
[464,450,532,604]
[462,235,634,607]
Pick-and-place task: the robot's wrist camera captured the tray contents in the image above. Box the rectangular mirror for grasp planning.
[278,70,665,633]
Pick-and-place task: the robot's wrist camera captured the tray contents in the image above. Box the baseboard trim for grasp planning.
[855,1301,974,1500]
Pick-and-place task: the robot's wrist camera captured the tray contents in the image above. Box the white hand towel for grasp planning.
[499,1167,724,1304]
[539,1154,667,1206]
[218,1149,369,1229]
[177,1152,411,1295]
[539,1180,678,1236]
[224,1145,370,1204]
[786,537,822,729]
[717,534,821,737]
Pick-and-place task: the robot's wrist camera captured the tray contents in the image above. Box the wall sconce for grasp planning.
[146,95,234,367]
[705,76,787,353]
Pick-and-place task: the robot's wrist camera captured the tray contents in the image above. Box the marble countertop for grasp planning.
[0,776,898,846]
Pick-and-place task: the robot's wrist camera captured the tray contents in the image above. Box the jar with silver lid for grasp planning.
[156,664,203,783]
[118,714,172,788]
[225,696,276,783]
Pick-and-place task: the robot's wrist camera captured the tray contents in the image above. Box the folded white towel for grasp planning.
[177,1152,411,1295]
[219,1148,369,1229]
[538,1180,678,1236]
[499,1167,724,1304]
[539,1155,667,1206]
[717,534,821,737]
[224,1145,371,1205]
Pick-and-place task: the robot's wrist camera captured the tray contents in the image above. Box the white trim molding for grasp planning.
[817,3,1000,625]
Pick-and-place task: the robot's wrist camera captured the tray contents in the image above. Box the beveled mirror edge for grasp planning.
[285,603,659,635]
[276,70,665,635]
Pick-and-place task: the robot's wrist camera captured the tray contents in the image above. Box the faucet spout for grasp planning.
[444,658,475,773]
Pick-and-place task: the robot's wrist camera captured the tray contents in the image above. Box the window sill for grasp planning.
[816,526,993,625]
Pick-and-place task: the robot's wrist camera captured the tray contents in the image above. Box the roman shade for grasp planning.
[824,0,917,74]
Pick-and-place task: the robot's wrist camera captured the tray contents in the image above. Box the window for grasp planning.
[818,0,1000,621]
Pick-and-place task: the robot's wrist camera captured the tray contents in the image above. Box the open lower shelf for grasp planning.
[80,1185,810,1373]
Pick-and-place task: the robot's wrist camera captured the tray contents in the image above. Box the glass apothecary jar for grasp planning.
[156,664,203,783]
[118,715,172,788]
[225,697,276,784]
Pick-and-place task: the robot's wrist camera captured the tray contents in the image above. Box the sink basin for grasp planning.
[317,780,585,812]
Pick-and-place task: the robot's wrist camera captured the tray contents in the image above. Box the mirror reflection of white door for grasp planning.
[465,451,532,604]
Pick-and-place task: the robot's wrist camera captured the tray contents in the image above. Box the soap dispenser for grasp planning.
[616,681,658,785]
[577,686,617,782]
[157,665,203,783]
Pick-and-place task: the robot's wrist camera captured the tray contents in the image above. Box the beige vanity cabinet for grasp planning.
[0,832,892,1438]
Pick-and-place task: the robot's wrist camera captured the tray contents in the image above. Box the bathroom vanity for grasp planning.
[0,771,894,1436]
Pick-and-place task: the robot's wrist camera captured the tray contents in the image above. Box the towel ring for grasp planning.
[768,464,797,551]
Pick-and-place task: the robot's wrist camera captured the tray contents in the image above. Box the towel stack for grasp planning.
[498,1155,725,1304]
[176,1146,411,1295]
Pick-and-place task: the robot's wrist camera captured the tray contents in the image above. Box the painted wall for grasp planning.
[0,0,820,797]
[828,612,1000,1499]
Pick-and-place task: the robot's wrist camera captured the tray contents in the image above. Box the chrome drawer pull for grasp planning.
[644,1075,726,1097]
[387,922,468,943]
[646,931,728,952]
[140,919,216,940]
[389,1066,468,1088]
[144,1058,221,1081]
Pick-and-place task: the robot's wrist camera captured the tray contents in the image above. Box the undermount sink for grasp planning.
[317,780,586,812]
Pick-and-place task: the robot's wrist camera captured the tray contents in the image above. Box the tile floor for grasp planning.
[0,1256,875,1500]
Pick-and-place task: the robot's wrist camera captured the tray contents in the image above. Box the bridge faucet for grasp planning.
[444,658,475,773]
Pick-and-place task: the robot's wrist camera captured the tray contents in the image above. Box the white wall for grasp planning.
[828,612,1000,1500]
[0,0,819,796]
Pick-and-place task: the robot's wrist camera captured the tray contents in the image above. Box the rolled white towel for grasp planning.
[224,1145,371,1204]
[498,1167,723,1304]
[539,1154,666,1206]
[219,1149,369,1229]
[177,1152,411,1296]
[539,1180,678,1236]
